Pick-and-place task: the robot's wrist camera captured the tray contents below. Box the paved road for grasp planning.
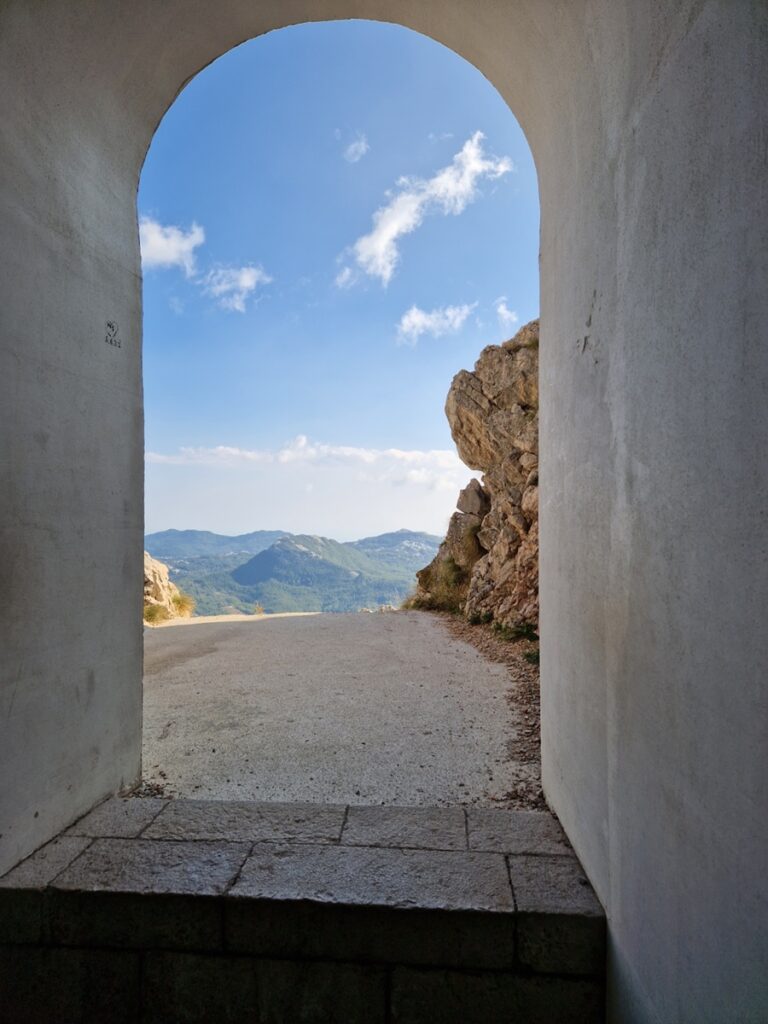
[143,611,524,806]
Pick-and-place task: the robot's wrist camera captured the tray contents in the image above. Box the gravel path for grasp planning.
[143,610,540,807]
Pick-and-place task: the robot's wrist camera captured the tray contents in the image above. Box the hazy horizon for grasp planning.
[144,523,444,546]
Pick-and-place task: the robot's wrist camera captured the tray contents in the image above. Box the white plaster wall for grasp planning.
[539,6,768,1020]
[0,2,145,875]
[0,2,765,1021]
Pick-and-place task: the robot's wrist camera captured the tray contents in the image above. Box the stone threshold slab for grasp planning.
[56,797,577,855]
[0,799,605,977]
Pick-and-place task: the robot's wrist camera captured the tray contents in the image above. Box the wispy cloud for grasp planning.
[334,266,355,289]
[146,436,480,535]
[139,215,272,313]
[146,434,467,491]
[139,217,205,276]
[495,296,519,330]
[202,265,272,313]
[397,303,476,345]
[337,132,513,287]
[343,133,369,163]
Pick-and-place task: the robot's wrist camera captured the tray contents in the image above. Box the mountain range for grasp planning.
[144,529,441,615]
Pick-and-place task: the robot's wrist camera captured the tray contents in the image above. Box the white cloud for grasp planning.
[343,133,369,163]
[202,265,272,313]
[147,435,465,476]
[139,214,272,313]
[139,217,205,276]
[146,445,271,465]
[334,266,356,289]
[339,132,513,286]
[146,436,481,537]
[397,303,476,345]
[495,296,519,330]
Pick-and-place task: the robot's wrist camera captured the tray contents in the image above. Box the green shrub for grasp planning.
[171,591,196,616]
[402,556,468,614]
[524,648,540,665]
[143,603,170,624]
[468,609,496,626]
[493,620,539,642]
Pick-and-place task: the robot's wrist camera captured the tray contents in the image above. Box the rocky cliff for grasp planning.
[413,319,539,626]
[143,551,194,622]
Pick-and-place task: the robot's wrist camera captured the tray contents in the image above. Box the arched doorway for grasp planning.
[2,5,765,1022]
[138,18,541,807]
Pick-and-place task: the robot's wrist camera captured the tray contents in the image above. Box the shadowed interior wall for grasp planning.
[0,2,765,1022]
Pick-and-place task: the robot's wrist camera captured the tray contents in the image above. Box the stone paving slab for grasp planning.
[510,854,605,976]
[140,951,260,1024]
[390,966,604,1024]
[48,889,226,952]
[143,799,346,844]
[0,888,44,944]
[66,797,168,838]
[0,835,92,889]
[510,854,603,916]
[231,843,514,913]
[341,804,467,850]
[0,946,142,1024]
[142,953,388,1024]
[255,958,387,1024]
[53,838,250,895]
[467,807,574,856]
[225,900,517,971]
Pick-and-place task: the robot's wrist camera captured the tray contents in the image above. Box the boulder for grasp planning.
[457,478,491,517]
[412,319,539,626]
[143,551,192,621]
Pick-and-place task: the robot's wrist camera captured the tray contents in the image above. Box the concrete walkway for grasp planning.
[143,611,532,806]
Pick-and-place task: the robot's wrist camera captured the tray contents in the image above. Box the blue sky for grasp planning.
[141,20,539,539]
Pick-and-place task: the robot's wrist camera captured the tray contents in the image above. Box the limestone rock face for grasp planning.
[144,551,188,620]
[415,319,539,626]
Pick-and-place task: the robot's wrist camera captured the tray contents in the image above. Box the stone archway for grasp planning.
[1,4,766,1021]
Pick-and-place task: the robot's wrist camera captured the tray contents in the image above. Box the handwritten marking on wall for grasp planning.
[105,320,122,348]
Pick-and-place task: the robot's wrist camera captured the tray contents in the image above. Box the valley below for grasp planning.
[145,528,441,616]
